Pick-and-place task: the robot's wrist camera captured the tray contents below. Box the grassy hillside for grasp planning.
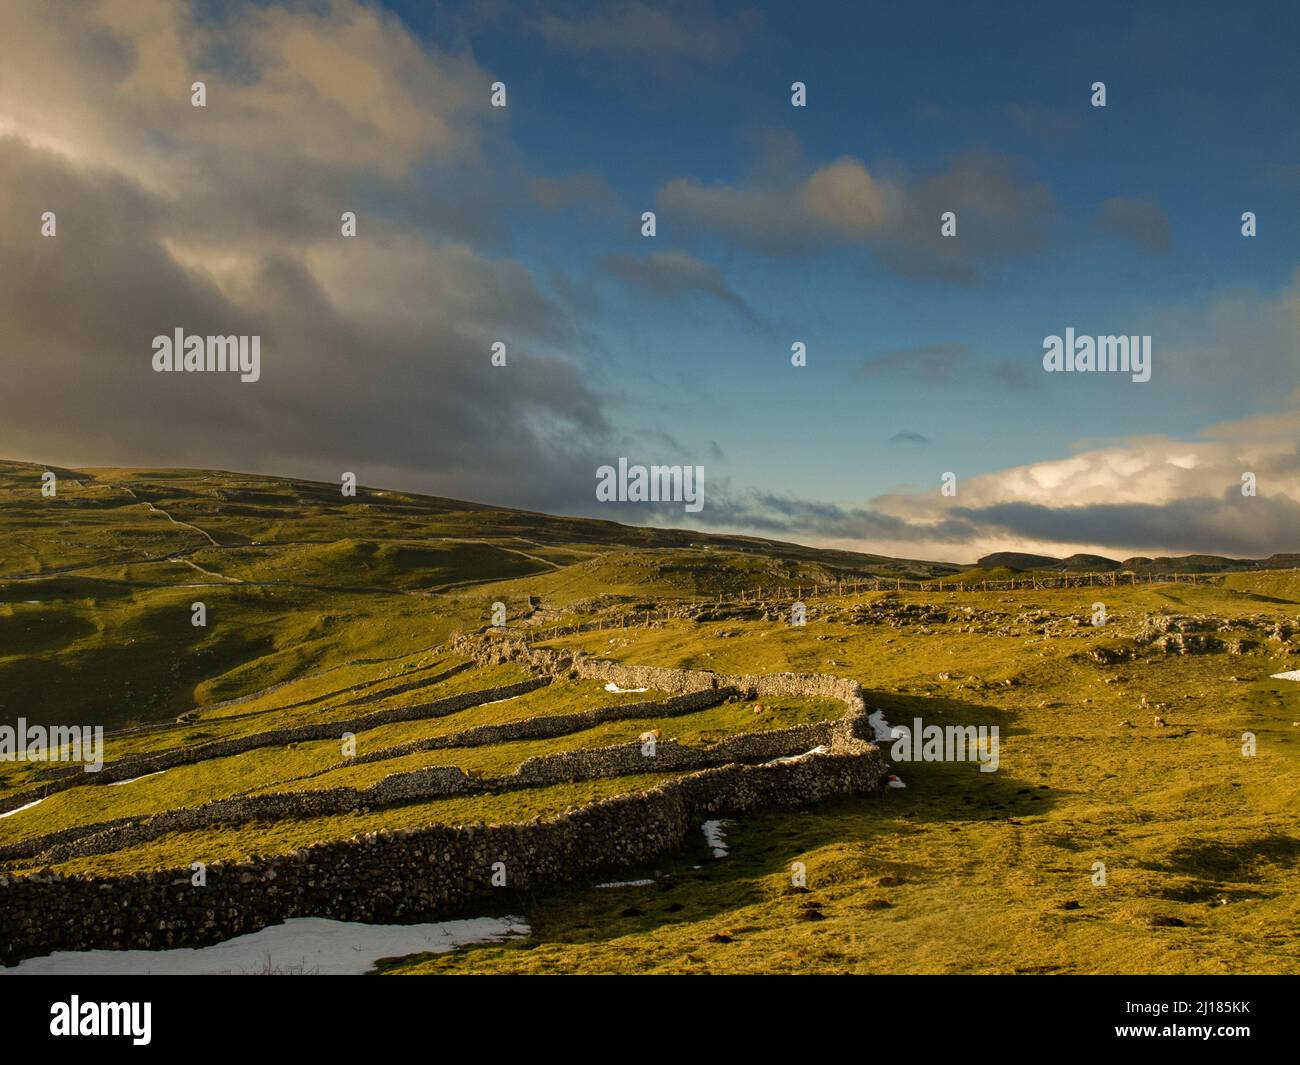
[390,576,1300,974]
[1,461,1297,975]
[0,461,956,729]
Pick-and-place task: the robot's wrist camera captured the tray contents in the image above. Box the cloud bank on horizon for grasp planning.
[1,0,1298,564]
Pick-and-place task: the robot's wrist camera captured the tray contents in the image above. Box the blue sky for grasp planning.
[399,0,1300,499]
[3,1,1300,560]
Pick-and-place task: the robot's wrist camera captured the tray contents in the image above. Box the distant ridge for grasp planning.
[976,550,1299,574]
[976,552,1065,571]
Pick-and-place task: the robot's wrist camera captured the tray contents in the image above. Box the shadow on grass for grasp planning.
[1230,591,1300,606]
[386,693,1056,968]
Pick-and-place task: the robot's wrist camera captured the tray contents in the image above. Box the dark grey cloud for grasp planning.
[602,250,763,328]
[658,148,1056,284]
[952,496,1300,558]
[640,478,1300,560]
[524,1,760,61]
[1003,102,1082,152]
[854,342,1036,390]
[889,431,931,446]
[672,489,979,544]
[0,135,613,515]
[530,171,619,212]
[878,150,1056,283]
[857,343,967,380]
[1095,196,1173,255]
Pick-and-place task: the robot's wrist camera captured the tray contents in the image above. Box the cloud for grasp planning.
[919,100,1083,154]
[853,341,1035,390]
[530,171,618,212]
[0,0,621,514]
[0,0,489,187]
[795,158,894,237]
[602,250,762,326]
[889,431,931,446]
[1136,267,1300,400]
[524,1,760,61]
[657,148,1053,281]
[658,158,899,256]
[883,150,1054,281]
[856,343,968,380]
[673,404,1300,562]
[1003,102,1082,151]
[1095,196,1173,255]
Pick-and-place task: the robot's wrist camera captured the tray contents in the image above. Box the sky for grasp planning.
[1,0,1299,563]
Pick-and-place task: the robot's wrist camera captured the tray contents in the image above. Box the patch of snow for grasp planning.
[108,770,166,787]
[3,915,530,976]
[702,819,733,858]
[1270,670,1300,682]
[867,708,894,741]
[765,745,830,765]
[593,879,655,888]
[604,681,649,693]
[873,710,907,789]
[0,798,44,819]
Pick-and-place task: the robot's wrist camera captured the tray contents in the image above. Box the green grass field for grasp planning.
[2,461,1297,973]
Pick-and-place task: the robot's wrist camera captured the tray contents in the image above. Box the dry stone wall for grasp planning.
[0,743,884,965]
[0,677,551,816]
[0,636,886,965]
[0,686,740,865]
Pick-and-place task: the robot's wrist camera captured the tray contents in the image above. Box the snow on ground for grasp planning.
[0,798,45,819]
[702,819,733,858]
[605,681,649,693]
[867,709,893,741]
[3,915,530,976]
[868,709,907,788]
[108,770,166,787]
[593,879,655,888]
[1270,670,1300,682]
[764,745,829,765]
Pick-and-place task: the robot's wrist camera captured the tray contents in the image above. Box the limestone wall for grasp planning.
[0,677,551,816]
[0,742,884,965]
[0,636,885,965]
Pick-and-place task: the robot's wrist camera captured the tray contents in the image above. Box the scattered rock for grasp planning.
[1146,915,1186,928]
